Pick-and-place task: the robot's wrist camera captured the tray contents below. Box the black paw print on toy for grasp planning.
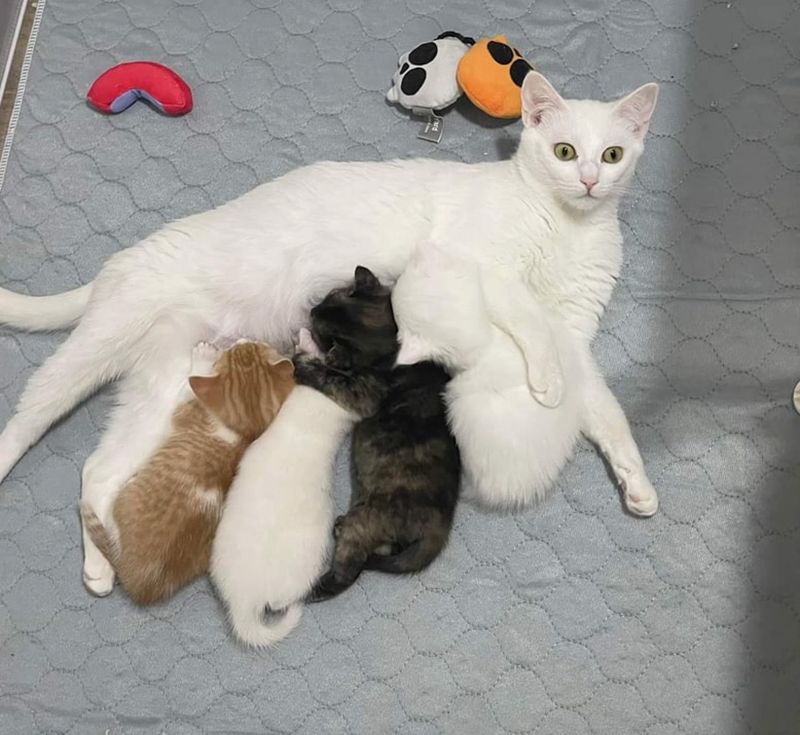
[398,42,439,96]
[487,40,533,87]
[395,32,475,97]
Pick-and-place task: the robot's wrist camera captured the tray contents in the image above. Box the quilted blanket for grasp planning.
[1,1,798,733]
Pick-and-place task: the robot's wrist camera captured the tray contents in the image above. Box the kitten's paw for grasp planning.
[192,341,221,363]
[295,328,322,358]
[82,560,115,597]
[528,362,564,408]
[621,473,659,517]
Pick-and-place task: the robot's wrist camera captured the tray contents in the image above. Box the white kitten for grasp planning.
[0,73,659,594]
[393,244,585,510]
[210,384,355,647]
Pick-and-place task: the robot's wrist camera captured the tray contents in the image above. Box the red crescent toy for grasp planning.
[87,62,193,116]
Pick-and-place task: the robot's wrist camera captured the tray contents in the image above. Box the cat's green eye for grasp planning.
[602,146,623,164]
[554,143,577,161]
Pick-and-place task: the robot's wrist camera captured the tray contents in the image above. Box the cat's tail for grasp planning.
[79,501,120,569]
[364,536,443,574]
[0,283,92,331]
[308,506,448,603]
[229,601,303,648]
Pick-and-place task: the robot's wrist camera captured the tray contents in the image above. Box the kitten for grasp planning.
[394,244,658,516]
[392,244,585,511]
[304,267,461,602]
[209,267,391,647]
[80,341,294,605]
[0,72,660,594]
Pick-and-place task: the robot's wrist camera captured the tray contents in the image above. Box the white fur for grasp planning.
[0,73,660,593]
[210,385,354,647]
[0,283,90,331]
[393,245,584,509]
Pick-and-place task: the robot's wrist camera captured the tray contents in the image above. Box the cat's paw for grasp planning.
[295,328,322,358]
[621,473,659,517]
[293,353,325,387]
[191,341,221,371]
[528,359,564,408]
[82,559,115,597]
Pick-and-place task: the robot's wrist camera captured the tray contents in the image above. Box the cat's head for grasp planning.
[393,243,492,371]
[517,72,658,211]
[189,341,294,440]
[308,266,398,369]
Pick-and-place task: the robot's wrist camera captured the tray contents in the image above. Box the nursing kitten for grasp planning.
[394,243,657,515]
[80,341,294,605]
[392,244,584,511]
[209,267,393,647]
[304,267,461,602]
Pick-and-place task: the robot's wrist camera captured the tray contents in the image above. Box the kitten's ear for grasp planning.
[354,266,380,295]
[395,333,434,366]
[521,72,566,128]
[270,357,295,381]
[614,83,658,139]
[189,374,223,410]
[327,343,352,368]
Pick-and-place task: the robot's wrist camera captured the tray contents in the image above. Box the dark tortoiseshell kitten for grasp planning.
[296,266,461,601]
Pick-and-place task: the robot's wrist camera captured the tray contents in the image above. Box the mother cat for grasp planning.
[0,73,658,595]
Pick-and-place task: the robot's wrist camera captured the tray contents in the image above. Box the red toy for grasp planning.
[87,62,193,116]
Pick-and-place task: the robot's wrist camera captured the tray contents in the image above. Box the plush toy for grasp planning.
[87,62,193,116]
[456,35,534,119]
[386,32,474,112]
[387,33,534,121]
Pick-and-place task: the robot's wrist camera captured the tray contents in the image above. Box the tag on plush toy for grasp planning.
[416,111,444,144]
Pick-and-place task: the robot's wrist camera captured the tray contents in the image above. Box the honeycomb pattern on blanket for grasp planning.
[1,1,799,733]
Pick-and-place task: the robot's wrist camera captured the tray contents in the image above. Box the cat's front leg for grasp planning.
[482,273,564,407]
[580,362,658,517]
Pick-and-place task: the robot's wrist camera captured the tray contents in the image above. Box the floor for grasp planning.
[0,0,35,153]
[0,1,798,733]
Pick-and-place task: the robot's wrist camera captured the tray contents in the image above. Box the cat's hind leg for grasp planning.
[0,323,117,483]
[0,294,159,483]
[580,361,658,517]
[81,356,192,596]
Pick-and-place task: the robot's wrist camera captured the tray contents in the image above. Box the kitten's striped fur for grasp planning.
[81,341,294,605]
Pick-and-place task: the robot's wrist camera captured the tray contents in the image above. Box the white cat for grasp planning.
[393,243,657,515]
[210,380,355,647]
[0,72,659,595]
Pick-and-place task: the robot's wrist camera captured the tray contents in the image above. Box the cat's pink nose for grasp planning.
[581,177,597,192]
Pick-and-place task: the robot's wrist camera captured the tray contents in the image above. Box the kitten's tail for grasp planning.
[229,601,303,648]
[364,536,443,574]
[0,283,92,331]
[308,507,448,603]
[79,501,120,569]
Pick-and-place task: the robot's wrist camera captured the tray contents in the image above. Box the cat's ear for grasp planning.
[354,266,380,295]
[327,343,352,369]
[395,333,434,366]
[613,83,658,139]
[189,374,223,410]
[269,357,295,381]
[521,72,566,128]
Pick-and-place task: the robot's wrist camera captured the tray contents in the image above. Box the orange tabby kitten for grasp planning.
[80,340,295,605]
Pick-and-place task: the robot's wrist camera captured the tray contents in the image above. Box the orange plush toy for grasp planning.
[456,36,534,119]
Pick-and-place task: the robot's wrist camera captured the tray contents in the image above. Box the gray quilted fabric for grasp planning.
[1,0,799,733]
